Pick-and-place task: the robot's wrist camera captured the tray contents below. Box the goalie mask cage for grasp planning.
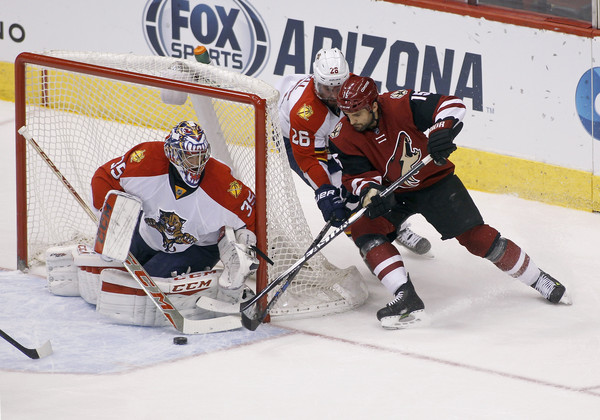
[14,51,367,320]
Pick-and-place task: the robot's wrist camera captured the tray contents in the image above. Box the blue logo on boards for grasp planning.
[143,0,270,76]
[575,67,600,140]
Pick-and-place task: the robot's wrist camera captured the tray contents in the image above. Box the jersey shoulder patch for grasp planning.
[330,121,343,139]
[390,89,409,99]
[296,103,314,121]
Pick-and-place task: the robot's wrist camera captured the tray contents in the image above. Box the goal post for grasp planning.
[14,51,368,320]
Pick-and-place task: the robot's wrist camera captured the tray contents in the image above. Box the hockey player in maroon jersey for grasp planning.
[91,121,259,295]
[329,75,570,329]
[276,48,431,255]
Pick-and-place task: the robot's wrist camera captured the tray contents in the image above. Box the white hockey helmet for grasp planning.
[312,48,350,105]
[164,121,211,187]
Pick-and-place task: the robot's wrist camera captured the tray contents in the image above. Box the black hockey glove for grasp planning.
[427,118,463,165]
[360,183,396,219]
[315,184,346,227]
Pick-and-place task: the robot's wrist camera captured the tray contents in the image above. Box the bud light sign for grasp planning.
[143,0,270,76]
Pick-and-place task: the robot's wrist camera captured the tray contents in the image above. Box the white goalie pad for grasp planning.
[46,244,122,303]
[96,268,222,327]
[94,190,142,262]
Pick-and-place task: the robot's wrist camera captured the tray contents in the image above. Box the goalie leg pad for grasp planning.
[97,268,222,326]
[46,244,123,302]
[73,245,124,304]
[46,245,81,297]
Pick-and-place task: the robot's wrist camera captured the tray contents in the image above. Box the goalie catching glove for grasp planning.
[217,226,259,291]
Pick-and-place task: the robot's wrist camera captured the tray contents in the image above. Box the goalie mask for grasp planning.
[312,48,350,106]
[164,121,211,187]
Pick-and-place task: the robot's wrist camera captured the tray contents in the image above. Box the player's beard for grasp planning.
[352,113,376,132]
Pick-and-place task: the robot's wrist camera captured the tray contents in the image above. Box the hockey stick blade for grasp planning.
[19,125,241,335]
[0,329,53,359]
[240,266,303,331]
[180,315,241,334]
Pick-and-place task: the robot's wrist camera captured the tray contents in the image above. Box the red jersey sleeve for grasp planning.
[200,159,257,233]
[90,142,167,211]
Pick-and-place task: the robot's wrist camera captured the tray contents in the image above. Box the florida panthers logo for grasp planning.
[385,131,422,188]
[145,210,197,252]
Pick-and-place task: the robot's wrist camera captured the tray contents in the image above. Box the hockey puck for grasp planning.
[173,336,188,345]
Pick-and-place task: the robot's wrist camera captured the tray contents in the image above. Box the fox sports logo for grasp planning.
[575,67,600,141]
[143,0,270,76]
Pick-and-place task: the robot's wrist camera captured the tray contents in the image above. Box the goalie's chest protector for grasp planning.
[118,147,253,253]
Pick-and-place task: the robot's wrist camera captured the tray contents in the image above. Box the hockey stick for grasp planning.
[18,126,241,334]
[196,220,332,314]
[240,155,434,330]
[240,220,333,329]
[0,329,53,359]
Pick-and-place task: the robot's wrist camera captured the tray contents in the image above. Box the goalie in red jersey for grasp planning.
[329,75,570,329]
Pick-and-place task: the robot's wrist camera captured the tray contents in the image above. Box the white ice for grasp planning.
[1,99,600,419]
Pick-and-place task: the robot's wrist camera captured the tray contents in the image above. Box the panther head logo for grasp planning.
[144,210,197,252]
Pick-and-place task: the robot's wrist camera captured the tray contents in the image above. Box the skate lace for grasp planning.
[534,274,555,299]
[397,228,422,248]
[388,291,405,307]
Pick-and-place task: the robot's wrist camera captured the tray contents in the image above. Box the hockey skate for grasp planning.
[531,270,571,304]
[396,225,432,256]
[377,277,428,329]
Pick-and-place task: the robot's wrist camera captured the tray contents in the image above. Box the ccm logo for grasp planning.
[172,280,212,293]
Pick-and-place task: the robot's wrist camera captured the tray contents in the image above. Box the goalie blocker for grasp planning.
[94,190,142,262]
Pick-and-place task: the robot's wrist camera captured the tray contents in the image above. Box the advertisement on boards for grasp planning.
[1,0,596,177]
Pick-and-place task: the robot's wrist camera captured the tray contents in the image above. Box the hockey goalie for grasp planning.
[45,121,259,327]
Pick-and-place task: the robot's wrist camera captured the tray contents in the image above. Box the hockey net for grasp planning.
[14,51,368,319]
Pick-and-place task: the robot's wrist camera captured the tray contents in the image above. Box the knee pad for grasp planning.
[484,235,508,263]
[357,234,388,258]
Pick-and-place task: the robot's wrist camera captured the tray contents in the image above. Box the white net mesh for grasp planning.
[18,51,368,319]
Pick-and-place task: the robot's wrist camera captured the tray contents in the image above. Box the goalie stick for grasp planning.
[0,329,53,359]
[18,126,241,334]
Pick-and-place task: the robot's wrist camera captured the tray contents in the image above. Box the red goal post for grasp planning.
[14,51,367,319]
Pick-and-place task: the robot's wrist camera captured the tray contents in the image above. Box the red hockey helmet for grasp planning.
[337,75,379,113]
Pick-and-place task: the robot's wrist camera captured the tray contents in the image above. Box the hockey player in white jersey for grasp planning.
[46,121,259,327]
[276,48,431,255]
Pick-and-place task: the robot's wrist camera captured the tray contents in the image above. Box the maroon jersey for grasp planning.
[329,89,466,197]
